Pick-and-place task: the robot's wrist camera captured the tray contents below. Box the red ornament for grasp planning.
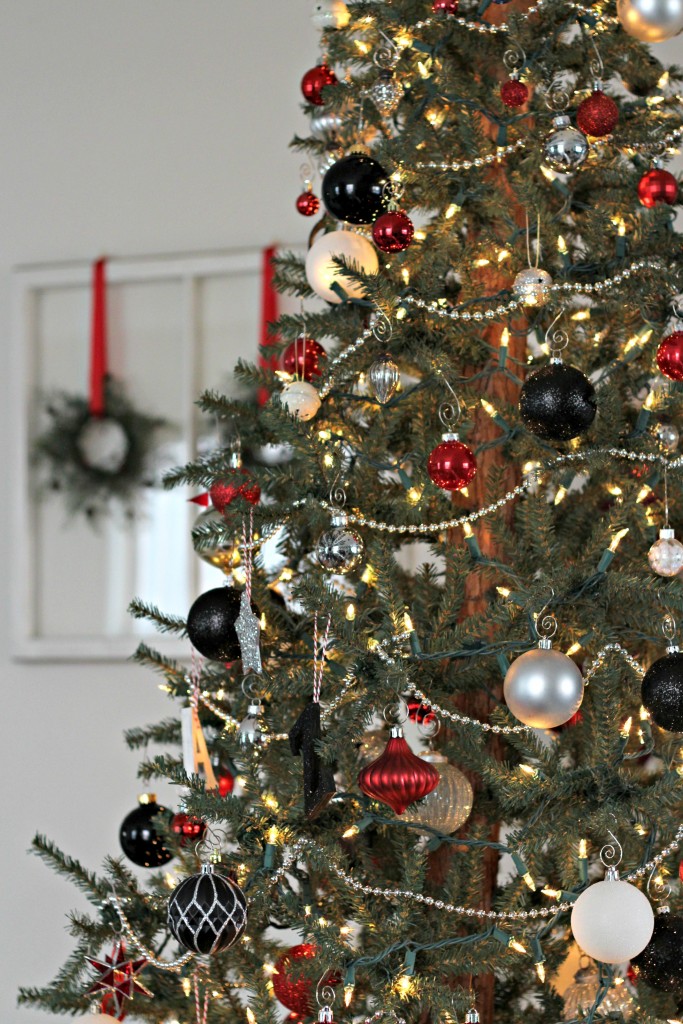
[407,697,436,726]
[576,90,619,137]
[170,811,206,844]
[433,0,458,10]
[100,992,126,1021]
[296,191,320,217]
[627,963,639,986]
[272,944,336,1016]
[86,941,152,1020]
[209,471,260,512]
[427,435,477,492]
[500,79,529,108]
[301,64,338,106]
[638,168,678,209]
[679,860,683,883]
[372,209,415,253]
[218,771,235,797]
[358,726,440,814]
[656,331,683,381]
[282,336,327,382]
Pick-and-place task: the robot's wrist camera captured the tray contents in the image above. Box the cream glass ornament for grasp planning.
[617,0,683,41]
[76,417,129,473]
[512,267,553,307]
[311,0,350,29]
[403,752,473,833]
[562,961,634,1021]
[280,380,321,421]
[571,867,654,963]
[305,230,379,304]
[648,527,683,577]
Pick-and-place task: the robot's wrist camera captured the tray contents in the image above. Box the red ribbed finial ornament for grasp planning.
[358,727,440,814]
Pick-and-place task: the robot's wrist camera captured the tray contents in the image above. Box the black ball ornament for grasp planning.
[187,587,242,661]
[168,864,248,954]
[322,153,388,224]
[519,362,597,442]
[631,912,683,993]
[641,649,683,732]
[119,794,172,868]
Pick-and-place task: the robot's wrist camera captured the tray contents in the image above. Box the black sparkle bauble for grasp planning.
[641,650,683,732]
[119,795,173,868]
[519,362,597,442]
[167,865,248,954]
[632,913,683,993]
[186,587,242,661]
[322,154,388,224]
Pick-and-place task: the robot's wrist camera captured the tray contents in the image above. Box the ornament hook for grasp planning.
[544,78,572,112]
[195,825,228,864]
[437,378,462,430]
[646,862,672,903]
[599,828,623,870]
[534,591,558,641]
[544,311,569,357]
[587,36,604,82]
[329,473,348,512]
[383,695,409,725]
[374,31,400,70]
[316,972,337,1009]
[503,43,525,73]
[417,712,441,739]
[371,308,393,343]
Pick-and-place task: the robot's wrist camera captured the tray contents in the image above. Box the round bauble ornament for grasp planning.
[311,0,350,29]
[280,380,321,422]
[519,361,597,442]
[170,812,206,845]
[571,871,654,963]
[656,331,683,381]
[322,153,388,224]
[301,63,338,106]
[77,417,130,474]
[372,209,414,252]
[305,229,379,303]
[296,191,320,217]
[427,433,477,492]
[272,944,319,1015]
[193,508,238,575]
[167,863,247,954]
[316,513,364,574]
[371,70,403,117]
[512,267,553,307]
[282,336,327,382]
[210,451,260,511]
[403,752,473,833]
[617,0,683,40]
[310,110,343,137]
[631,910,683,992]
[562,962,635,1020]
[186,586,242,661]
[648,528,683,577]
[638,168,678,208]
[433,0,458,10]
[501,79,529,108]
[504,641,584,729]
[119,794,172,868]
[358,726,440,814]
[641,648,683,732]
[544,115,589,171]
[218,769,235,797]
[576,90,619,137]
[369,353,400,404]
[655,421,680,451]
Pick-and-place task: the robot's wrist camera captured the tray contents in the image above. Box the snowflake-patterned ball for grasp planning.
[167,865,247,954]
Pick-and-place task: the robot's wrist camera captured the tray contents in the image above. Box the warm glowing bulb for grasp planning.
[354,39,371,54]
[246,1009,257,1024]
[445,202,460,219]
[403,611,414,632]
[522,873,536,891]
[566,642,582,657]
[536,963,546,983]
[417,60,432,79]
[361,564,376,585]
[323,453,335,468]
[480,398,496,416]
[395,976,414,998]
[474,258,491,268]
[639,705,649,721]
[498,249,511,262]
[462,522,473,538]
[509,939,527,954]
[396,306,407,321]
[542,888,561,899]
[344,985,355,1007]
[401,268,410,285]
[607,484,622,496]
[519,764,538,777]
[267,825,279,845]
[557,235,568,254]
[540,164,556,181]
[497,586,511,599]
[571,309,591,321]
[609,528,629,552]
[262,793,279,811]
[182,978,192,997]
[407,486,423,504]
[263,963,278,977]
[346,603,356,621]
[620,717,633,739]
[578,839,588,858]
[554,486,567,506]
[500,327,509,349]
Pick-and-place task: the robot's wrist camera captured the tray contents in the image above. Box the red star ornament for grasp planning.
[86,941,152,1018]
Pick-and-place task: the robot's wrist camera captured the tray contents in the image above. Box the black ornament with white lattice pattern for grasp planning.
[167,864,247,954]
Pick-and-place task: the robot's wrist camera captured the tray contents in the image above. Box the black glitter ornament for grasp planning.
[631,911,683,993]
[289,701,336,819]
[119,794,172,868]
[519,362,597,442]
[322,153,388,224]
[186,587,242,661]
[167,864,247,954]
[641,649,683,732]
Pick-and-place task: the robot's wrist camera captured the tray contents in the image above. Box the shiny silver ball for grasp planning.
[310,110,344,138]
[504,645,584,728]
[617,0,683,40]
[655,422,679,452]
[370,71,403,117]
[544,115,589,171]
[369,353,400,404]
[512,267,553,307]
[316,525,364,574]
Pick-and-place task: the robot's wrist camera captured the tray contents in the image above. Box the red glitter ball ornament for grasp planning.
[218,771,234,797]
[372,209,415,253]
[209,471,260,512]
[638,168,678,209]
[433,0,458,10]
[170,812,206,845]
[301,64,338,106]
[358,726,440,814]
[500,79,529,108]
[576,90,619,137]
[296,191,320,217]
[272,944,339,1016]
[656,331,683,381]
[282,336,327,382]
[427,435,477,491]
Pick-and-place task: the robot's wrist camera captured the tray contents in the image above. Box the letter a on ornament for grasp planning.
[181,706,218,791]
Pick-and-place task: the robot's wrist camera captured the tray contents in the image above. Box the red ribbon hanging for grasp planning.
[258,244,279,405]
[89,257,108,416]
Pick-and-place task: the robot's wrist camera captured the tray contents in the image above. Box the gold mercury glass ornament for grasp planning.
[403,751,474,833]
[193,507,240,574]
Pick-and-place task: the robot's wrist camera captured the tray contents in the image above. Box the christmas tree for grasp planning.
[21,2,683,1024]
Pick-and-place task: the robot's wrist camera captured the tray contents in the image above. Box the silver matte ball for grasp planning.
[310,110,343,138]
[316,525,364,573]
[617,0,683,40]
[311,0,350,29]
[655,422,679,451]
[544,116,589,171]
[512,267,553,307]
[504,646,584,728]
[76,416,130,474]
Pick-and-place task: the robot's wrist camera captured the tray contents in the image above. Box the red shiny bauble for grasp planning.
[638,168,678,209]
[407,697,436,726]
[272,945,320,1016]
[433,0,458,10]
[296,191,320,217]
[170,812,206,845]
[301,64,338,106]
[576,90,619,137]
[372,209,415,253]
[680,860,683,883]
[358,728,440,814]
[627,963,639,986]
[282,336,327,382]
[656,331,683,381]
[218,771,235,797]
[209,472,260,512]
[427,437,477,492]
[500,79,529,108]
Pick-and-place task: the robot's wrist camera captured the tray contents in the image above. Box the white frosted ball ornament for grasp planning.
[571,869,654,963]
[311,0,350,29]
[617,0,683,41]
[76,416,130,474]
[280,380,321,422]
[504,637,584,728]
[648,528,683,577]
[305,230,379,304]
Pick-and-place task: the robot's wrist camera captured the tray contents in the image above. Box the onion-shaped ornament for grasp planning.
[571,866,654,963]
[316,511,364,574]
[280,380,321,421]
[648,528,683,577]
[371,69,403,117]
[167,863,247,954]
[369,353,400,404]
[544,114,588,171]
[305,229,379,304]
[512,267,553,307]
[403,752,473,833]
[504,612,584,729]
[617,0,683,41]
[631,908,683,992]
[358,726,440,814]
[562,961,635,1020]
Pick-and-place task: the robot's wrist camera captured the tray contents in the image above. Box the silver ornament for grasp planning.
[234,589,262,675]
[238,698,265,748]
[403,752,474,833]
[504,640,584,728]
[310,110,343,138]
[512,267,553,307]
[371,70,403,117]
[280,380,321,421]
[648,528,683,577]
[617,0,683,40]
[544,115,589,171]
[655,421,679,452]
[311,0,350,29]
[563,963,634,1021]
[369,353,400,404]
[316,512,364,573]
[76,416,130,474]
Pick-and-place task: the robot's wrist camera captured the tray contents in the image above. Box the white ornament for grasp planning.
[617,0,683,41]
[305,229,379,304]
[311,0,350,29]
[648,527,683,576]
[280,380,321,421]
[571,870,654,963]
[504,639,584,729]
[76,416,130,474]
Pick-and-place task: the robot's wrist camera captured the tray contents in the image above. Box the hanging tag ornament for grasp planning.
[289,614,336,818]
[427,386,477,492]
[181,657,218,792]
